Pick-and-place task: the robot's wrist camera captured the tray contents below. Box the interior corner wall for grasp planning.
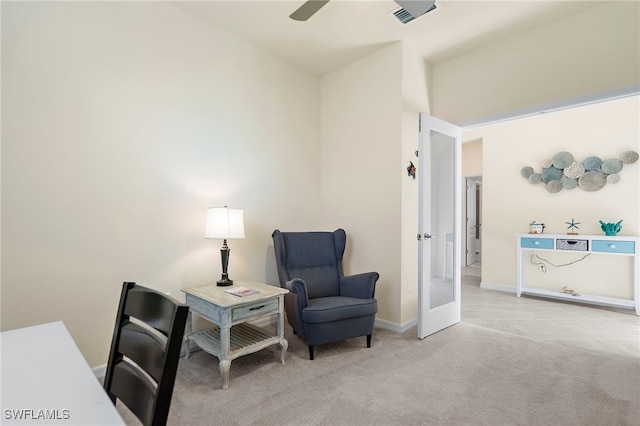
[463,96,639,293]
[431,1,640,124]
[320,43,403,325]
[400,43,429,325]
[1,2,321,367]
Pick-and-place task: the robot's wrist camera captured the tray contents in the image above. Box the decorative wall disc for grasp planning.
[528,173,542,184]
[541,166,563,183]
[563,161,585,179]
[546,180,562,193]
[578,170,607,192]
[521,166,534,178]
[582,156,602,171]
[552,151,574,169]
[541,159,552,168]
[621,150,639,164]
[601,159,623,174]
[607,173,620,183]
[562,177,578,189]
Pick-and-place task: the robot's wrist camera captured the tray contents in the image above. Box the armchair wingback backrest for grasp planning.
[272,229,346,299]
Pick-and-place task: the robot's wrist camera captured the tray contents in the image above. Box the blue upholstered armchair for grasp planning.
[272,229,379,360]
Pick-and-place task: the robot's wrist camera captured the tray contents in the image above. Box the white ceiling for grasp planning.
[170,0,607,76]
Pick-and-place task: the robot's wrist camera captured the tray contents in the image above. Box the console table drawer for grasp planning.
[592,240,635,254]
[520,237,554,249]
[232,298,278,321]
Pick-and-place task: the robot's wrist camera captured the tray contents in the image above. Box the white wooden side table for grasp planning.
[182,280,288,389]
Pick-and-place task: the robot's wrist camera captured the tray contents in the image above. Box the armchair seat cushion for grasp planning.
[302,297,377,324]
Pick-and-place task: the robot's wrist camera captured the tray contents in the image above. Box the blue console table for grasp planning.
[516,233,639,315]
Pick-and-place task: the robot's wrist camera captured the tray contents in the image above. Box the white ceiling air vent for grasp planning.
[392,0,436,25]
[393,8,416,25]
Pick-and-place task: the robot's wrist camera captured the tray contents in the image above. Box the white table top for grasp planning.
[0,321,125,425]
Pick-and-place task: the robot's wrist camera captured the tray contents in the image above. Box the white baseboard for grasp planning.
[480,281,517,293]
[375,317,416,333]
[93,365,106,380]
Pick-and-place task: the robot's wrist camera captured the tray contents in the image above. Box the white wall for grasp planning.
[464,96,639,293]
[400,44,430,325]
[432,1,640,124]
[320,43,403,324]
[462,140,483,177]
[319,42,429,328]
[1,2,321,367]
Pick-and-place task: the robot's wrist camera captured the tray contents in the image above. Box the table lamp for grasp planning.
[204,206,245,286]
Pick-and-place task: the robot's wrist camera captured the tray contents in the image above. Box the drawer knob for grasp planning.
[609,244,616,249]
[534,241,539,245]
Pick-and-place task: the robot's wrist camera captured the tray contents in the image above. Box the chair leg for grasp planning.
[366,334,372,348]
[308,345,314,360]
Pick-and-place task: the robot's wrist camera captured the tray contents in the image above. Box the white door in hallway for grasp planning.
[418,114,462,339]
[466,178,478,266]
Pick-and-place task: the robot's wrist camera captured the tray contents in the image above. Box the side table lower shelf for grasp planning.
[187,323,274,356]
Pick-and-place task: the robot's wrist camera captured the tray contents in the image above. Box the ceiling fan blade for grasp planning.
[289,0,331,21]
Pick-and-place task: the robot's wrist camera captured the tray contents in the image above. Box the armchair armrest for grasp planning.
[285,278,310,309]
[339,272,379,299]
[284,278,310,338]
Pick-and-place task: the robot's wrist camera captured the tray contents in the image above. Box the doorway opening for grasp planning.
[465,176,482,270]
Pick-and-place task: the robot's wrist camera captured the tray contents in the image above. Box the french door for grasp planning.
[418,114,462,339]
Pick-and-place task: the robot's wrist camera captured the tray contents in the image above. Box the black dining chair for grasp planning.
[104,282,189,426]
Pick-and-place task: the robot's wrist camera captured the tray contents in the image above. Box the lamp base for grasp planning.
[217,278,233,286]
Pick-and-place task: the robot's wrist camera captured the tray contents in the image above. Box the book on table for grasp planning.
[224,286,259,297]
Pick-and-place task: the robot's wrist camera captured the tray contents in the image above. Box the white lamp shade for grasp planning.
[204,207,245,239]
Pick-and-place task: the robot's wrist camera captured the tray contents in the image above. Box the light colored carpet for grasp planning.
[117,322,640,426]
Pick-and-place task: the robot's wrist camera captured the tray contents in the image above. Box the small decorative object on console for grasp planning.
[529,221,545,234]
[565,218,580,235]
[599,220,623,236]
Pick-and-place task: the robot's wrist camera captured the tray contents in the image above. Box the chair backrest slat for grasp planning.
[124,287,179,336]
[110,360,156,426]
